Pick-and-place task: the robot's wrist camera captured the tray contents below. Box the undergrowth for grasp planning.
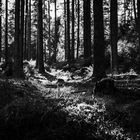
[0,79,140,140]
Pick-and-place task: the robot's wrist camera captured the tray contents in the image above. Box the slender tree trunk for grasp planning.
[77,0,80,59]
[124,0,126,23]
[83,0,91,59]
[110,0,118,74]
[93,0,106,80]
[137,0,140,51]
[133,0,137,24]
[44,0,47,62]
[19,0,25,68]
[64,0,67,60]
[48,0,51,59]
[27,0,31,60]
[0,0,2,62]
[67,0,71,62]
[5,0,8,64]
[54,0,57,62]
[24,0,28,59]
[37,0,44,73]
[71,0,75,61]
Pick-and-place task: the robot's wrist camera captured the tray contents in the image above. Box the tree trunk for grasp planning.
[14,0,24,78]
[93,0,106,80]
[0,0,2,62]
[5,0,8,64]
[133,0,137,24]
[77,0,80,59]
[27,0,31,60]
[64,0,67,60]
[71,0,75,61]
[54,0,57,62]
[48,0,51,59]
[37,0,45,73]
[83,0,91,59]
[124,0,126,23]
[67,0,71,62]
[137,0,140,51]
[43,0,47,62]
[110,0,118,74]
[24,0,28,60]
[19,0,25,68]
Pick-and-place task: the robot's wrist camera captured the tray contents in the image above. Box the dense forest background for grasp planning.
[1,0,140,140]
[0,0,140,78]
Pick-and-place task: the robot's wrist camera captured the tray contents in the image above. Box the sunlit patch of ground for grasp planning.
[0,61,140,139]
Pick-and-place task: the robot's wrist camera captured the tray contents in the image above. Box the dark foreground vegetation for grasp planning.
[0,63,140,140]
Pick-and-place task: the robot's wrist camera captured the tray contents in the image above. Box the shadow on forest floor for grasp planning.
[0,78,140,140]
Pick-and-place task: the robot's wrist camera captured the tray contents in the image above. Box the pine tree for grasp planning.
[27,0,32,60]
[110,0,118,74]
[83,0,91,59]
[24,0,28,59]
[76,0,80,59]
[5,0,8,64]
[64,0,67,60]
[37,0,45,73]
[0,0,2,62]
[137,0,140,51]
[93,0,106,80]
[14,0,24,78]
[71,0,75,61]
[67,0,70,62]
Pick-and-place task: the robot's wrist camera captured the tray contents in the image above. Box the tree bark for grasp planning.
[37,0,45,73]
[71,0,75,61]
[137,0,140,52]
[54,0,57,62]
[77,0,80,59]
[110,0,118,74]
[27,0,31,60]
[83,0,91,59]
[93,0,106,80]
[67,0,71,62]
[5,0,8,64]
[48,0,51,59]
[24,0,28,60]
[19,0,25,68]
[14,0,24,78]
[133,0,137,24]
[0,0,2,62]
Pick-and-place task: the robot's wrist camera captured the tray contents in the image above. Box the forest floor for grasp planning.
[0,60,140,140]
